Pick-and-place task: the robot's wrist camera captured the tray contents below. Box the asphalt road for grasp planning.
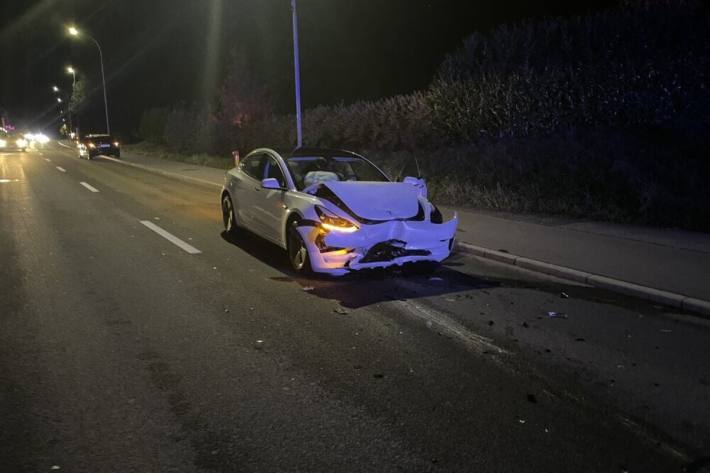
[1,144,709,473]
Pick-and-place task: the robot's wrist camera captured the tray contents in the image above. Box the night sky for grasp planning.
[1,0,616,135]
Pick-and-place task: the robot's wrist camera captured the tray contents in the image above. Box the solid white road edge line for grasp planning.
[80,182,100,193]
[56,166,66,172]
[139,220,202,255]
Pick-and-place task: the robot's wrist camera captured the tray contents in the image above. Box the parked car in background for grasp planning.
[78,134,120,159]
[221,147,458,275]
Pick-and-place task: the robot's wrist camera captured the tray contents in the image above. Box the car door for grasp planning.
[230,153,266,231]
[250,155,288,243]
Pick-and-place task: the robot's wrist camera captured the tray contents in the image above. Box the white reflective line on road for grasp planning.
[80,181,100,193]
[56,166,66,172]
[140,220,201,255]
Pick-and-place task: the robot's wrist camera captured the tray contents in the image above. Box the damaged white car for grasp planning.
[221,147,458,275]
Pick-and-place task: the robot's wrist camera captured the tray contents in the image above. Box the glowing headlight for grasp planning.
[16,139,28,148]
[315,206,359,233]
[113,141,120,147]
[88,143,96,148]
[36,134,49,144]
[0,139,6,148]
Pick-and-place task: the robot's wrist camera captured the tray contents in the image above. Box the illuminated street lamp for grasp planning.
[67,25,110,135]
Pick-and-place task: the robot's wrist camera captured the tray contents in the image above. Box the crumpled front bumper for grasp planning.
[298,216,458,276]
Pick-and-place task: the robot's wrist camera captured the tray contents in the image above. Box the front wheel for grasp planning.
[287,221,312,273]
[222,194,238,235]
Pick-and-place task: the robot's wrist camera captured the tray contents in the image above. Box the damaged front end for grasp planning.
[296,183,458,275]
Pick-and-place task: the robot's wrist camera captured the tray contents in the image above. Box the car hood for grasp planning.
[320,181,420,221]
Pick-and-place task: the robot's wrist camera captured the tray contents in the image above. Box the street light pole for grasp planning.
[66,67,76,135]
[291,0,303,148]
[68,27,110,135]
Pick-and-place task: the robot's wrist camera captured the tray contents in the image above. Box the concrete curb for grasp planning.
[101,155,223,191]
[457,241,710,317]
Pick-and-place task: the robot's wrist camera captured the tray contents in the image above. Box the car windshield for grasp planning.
[286,155,388,190]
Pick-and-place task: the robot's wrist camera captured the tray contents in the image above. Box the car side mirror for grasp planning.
[232,150,240,167]
[261,178,281,190]
[403,176,427,198]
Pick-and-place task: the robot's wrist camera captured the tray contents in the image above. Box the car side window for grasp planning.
[241,154,265,181]
[264,157,286,188]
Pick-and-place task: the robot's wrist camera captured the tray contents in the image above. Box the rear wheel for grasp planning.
[222,194,238,235]
[287,220,311,273]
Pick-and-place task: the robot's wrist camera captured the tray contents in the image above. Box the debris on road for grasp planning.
[254,340,264,350]
[547,311,568,319]
[575,337,586,342]
[560,292,569,299]
[333,307,349,315]
[518,419,526,424]
[302,286,314,292]
[527,394,537,404]
[521,322,530,328]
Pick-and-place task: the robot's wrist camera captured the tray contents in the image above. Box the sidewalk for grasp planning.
[113,146,710,304]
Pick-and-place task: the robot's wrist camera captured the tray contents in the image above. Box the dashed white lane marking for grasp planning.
[139,220,201,255]
[80,181,100,193]
[44,158,51,162]
[56,166,66,172]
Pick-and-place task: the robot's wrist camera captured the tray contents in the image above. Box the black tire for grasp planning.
[221,194,238,235]
[287,220,312,273]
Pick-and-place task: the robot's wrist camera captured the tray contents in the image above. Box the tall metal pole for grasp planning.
[68,69,76,136]
[291,0,303,148]
[88,35,110,135]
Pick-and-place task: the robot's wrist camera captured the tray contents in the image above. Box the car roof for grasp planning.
[255,147,362,159]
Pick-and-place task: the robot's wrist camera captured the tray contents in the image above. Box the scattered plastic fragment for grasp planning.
[51,467,61,471]
[575,337,586,342]
[527,394,537,403]
[254,340,264,350]
[521,322,530,328]
[560,292,569,299]
[547,312,568,319]
[518,419,526,424]
[223,308,230,313]
[487,320,495,326]
[302,286,314,292]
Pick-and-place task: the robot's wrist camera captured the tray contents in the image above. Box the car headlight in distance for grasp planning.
[315,206,359,233]
[0,139,6,148]
[113,141,120,147]
[88,142,96,148]
[16,139,28,148]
